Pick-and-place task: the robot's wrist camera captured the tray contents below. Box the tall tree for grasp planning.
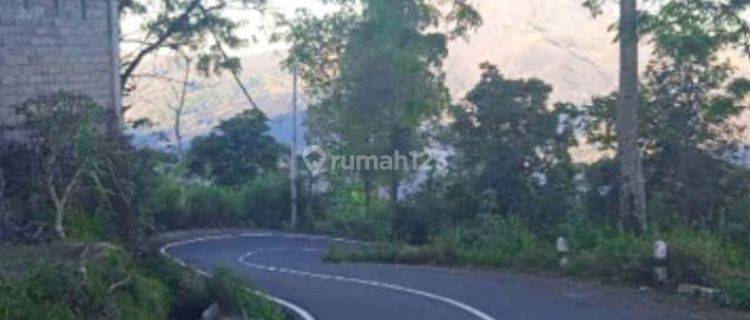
[584,0,750,232]
[583,0,750,230]
[450,63,578,225]
[186,109,284,187]
[616,0,647,233]
[282,0,481,209]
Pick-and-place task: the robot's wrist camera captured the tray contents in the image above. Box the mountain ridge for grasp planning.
[125,0,749,156]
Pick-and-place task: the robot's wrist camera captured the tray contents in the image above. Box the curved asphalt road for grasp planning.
[163,232,700,320]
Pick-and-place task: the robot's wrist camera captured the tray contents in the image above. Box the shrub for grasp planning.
[183,185,241,228]
[566,229,651,283]
[150,176,187,230]
[314,186,391,241]
[451,216,548,268]
[665,229,743,286]
[65,209,106,241]
[204,269,285,320]
[723,278,750,309]
[0,246,171,320]
[338,216,557,270]
[149,172,294,230]
[238,172,289,229]
[392,204,434,245]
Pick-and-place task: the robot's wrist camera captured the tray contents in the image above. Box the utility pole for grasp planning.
[290,65,299,229]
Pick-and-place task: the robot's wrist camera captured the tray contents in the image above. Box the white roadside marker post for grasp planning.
[653,240,668,284]
[556,236,570,269]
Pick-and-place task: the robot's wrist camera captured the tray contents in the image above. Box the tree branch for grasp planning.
[120,0,204,89]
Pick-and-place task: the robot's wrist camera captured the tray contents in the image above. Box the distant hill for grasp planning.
[125,0,749,161]
[126,52,301,150]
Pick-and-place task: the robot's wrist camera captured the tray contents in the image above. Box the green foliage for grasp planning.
[11,92,113,239]
[665,229,746,286]
[284,0,482,211]
[64,210,106,241]
[238,172,290,229]
[313,185,391,241]
[183,185,242,227]
[327,242,460,266]
[204,269,286,320]
[149,175,187,230]
[186,109,285,187]
[119,0,268,90]
[640,0,750,63]
[137,255,213,319]
[0,247,171,320]
[337,216,750,309]
[579,0,750,230]
[442,216,555,269]
[340,216,557,270]
[723,280,750,310]
[448,63,578,226]
[149,172,293,230]
[564,224,651,282]
[559,218,750,292]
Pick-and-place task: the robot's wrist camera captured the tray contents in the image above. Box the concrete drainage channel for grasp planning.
[159,233,317,320]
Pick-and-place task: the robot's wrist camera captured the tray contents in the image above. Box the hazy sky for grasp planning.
[121,0,335,55]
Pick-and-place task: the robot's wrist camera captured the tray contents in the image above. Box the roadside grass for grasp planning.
[0,240,289,320]
[147,233,291,320]
[326,216,750,311]
[0,243,171,320]
[205,268,287,320]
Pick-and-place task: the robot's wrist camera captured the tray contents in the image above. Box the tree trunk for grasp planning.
[363,174,372,208]
[388,130,399,212]
[174,108,183,157]
[174,55,191,158]
[47,168,82,240]
[617,0,647,234]
[54,203,66,239]
[0,166,6,238]
[390,170,399,212]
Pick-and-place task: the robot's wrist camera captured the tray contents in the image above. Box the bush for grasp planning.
[183,185,241,227]
[313,186,391,241]
[392,204,434,245]
[149,172,295,230]
[0,246,171,320]
[204,269,286,320]
[723,279,750,309]
[337,216,557,270]
[335,216,750,310]
[665,229,743,286]
[238,172,290,229]
[137,254,211,319]
[150,176,187,230]
[566,229,651,283]
[152,182,245,229]
[448,216,554,269]
[65,209,106,241]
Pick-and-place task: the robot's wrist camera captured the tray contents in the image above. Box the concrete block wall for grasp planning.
[0,0,120,140]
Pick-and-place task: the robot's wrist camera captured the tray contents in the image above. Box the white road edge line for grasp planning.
[159,234,317,320]
[239,249,499,320]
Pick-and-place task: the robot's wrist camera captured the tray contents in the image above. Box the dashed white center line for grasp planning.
[238,248,499,320]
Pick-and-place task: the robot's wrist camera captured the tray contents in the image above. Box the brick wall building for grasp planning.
[0,0,120,140]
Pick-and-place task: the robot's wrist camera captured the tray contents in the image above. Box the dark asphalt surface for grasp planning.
[164,232,700,320]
